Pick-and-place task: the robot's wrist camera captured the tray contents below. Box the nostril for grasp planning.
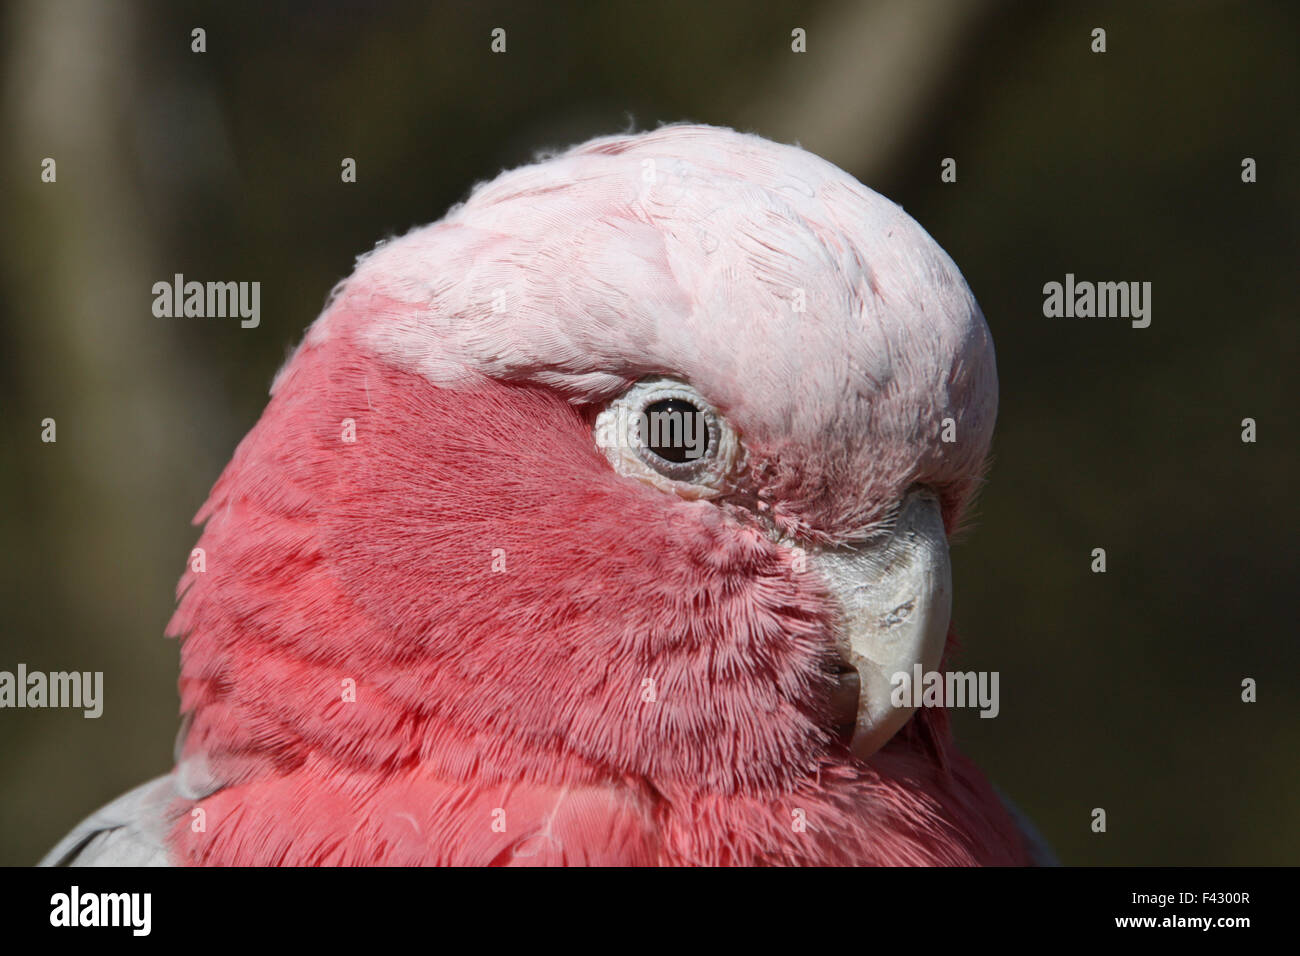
[879,599,916,628]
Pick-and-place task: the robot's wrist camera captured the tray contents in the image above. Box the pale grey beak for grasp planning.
[809,489,952,759]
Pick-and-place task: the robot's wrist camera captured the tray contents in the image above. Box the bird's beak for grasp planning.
[808,489,952,760]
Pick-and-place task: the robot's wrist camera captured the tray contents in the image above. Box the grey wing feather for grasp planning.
[38,774,179,867]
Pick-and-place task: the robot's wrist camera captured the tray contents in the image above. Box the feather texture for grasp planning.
[46,124,1033,866]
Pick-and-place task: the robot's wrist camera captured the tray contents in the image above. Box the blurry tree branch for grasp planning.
[738,0,1001,182]
[2,0,218,836]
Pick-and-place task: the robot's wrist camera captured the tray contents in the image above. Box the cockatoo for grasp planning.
[41,124,1047,866]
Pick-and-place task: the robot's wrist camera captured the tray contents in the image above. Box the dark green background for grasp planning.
[2,0,1296,865]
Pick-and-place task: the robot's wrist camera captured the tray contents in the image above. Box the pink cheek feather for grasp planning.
[164,334,1027,865]
[37,125,1032,867]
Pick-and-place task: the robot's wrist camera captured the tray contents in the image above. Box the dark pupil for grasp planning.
[643,399,707,463]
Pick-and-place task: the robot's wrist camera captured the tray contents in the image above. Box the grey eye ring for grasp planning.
[594,378,742,498]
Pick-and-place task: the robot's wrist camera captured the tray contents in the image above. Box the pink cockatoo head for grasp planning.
[164,124,1024,865]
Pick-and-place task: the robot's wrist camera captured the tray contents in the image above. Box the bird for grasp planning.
[41,123,1050,866]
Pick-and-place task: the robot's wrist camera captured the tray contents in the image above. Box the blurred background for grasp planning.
[1,0,1296,866]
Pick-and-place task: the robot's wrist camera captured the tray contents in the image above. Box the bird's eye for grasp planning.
[594,379,742,497]
[640,398,710,464]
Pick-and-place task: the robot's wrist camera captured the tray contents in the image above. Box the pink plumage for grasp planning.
[44,124,1035,866]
